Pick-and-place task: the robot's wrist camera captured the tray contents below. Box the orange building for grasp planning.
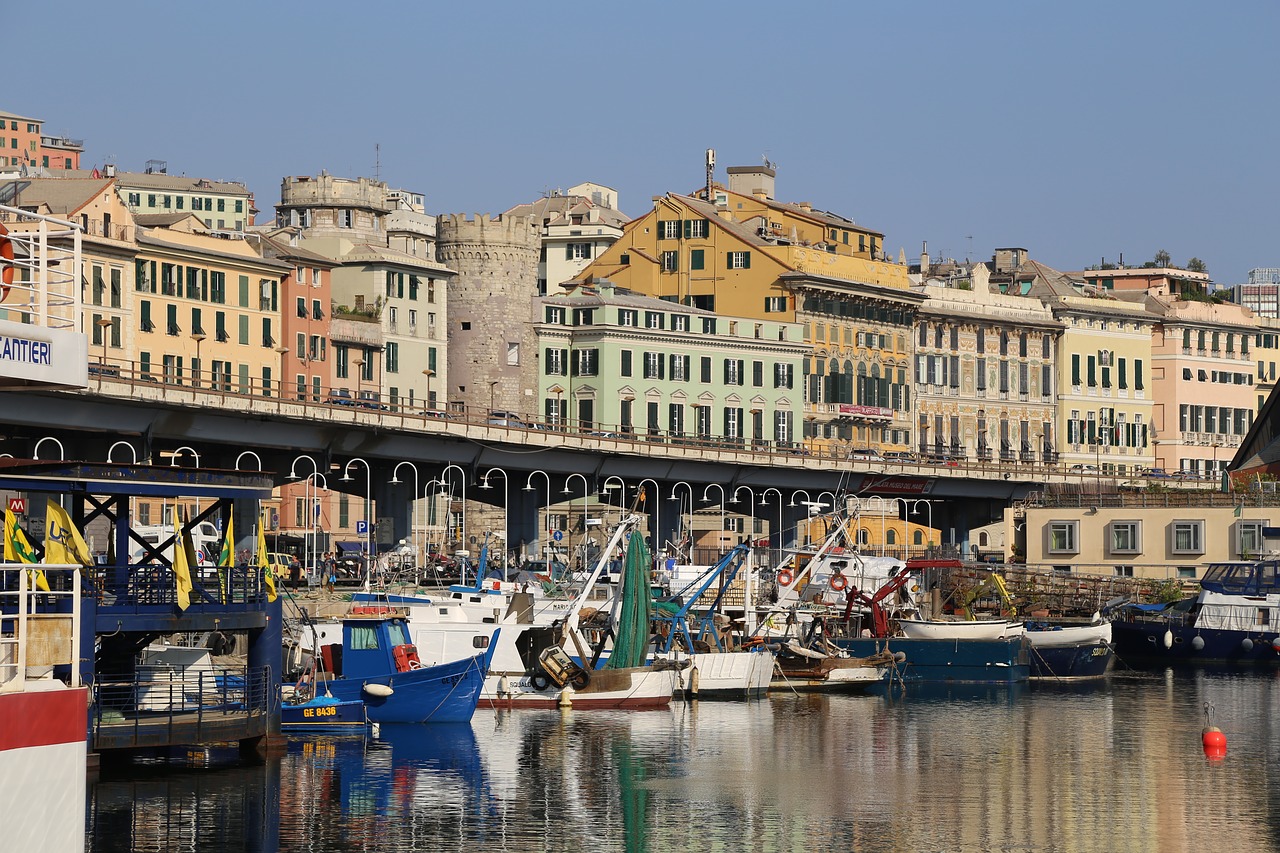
[0,109,83,170]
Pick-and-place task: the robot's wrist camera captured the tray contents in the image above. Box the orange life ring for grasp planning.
[777,569,794,587]
[829,573,848,592]
[0,220,13,299]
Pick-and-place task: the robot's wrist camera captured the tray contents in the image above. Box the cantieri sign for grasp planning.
[0,319,88,389]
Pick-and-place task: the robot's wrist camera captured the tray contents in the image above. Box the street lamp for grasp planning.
[191,332,206,388]
[759,487,783,564]
[479,467,510,572]
[440,464,468,581]
[169,446,200,468]
[563,473,590,573]
[95,317,112,384]
[668,481,694,557]
[524,471,553,565]
[634,478,662,556]
[702,484,727,551]
[340,458,374,584]
[234,451,262,472]
[909,499,935,557]
[423,368,435,412]
[275,345,290,400]
[299,472,329,582]
[353,356,366,407]
[389,461,421,570]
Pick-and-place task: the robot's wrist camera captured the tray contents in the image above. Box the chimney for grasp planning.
[921,240,930,274]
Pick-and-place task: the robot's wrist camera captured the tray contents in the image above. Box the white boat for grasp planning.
[1026,621,1111,649]
[770,642,892,691]
[897,618,1025,640]
[658,649,774,698]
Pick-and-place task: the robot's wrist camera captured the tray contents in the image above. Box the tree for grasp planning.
[1186,257,1207,273]
[1153,249,1171,268]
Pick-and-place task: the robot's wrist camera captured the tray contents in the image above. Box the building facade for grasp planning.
[0,109,83,170]
[504,182,628,294]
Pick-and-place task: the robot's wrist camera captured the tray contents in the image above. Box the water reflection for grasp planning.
[88,670,1280,852]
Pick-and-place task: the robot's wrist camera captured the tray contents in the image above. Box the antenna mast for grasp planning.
[705,148,715,201]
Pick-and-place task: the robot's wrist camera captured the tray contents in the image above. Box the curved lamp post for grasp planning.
[524,471,552,565]
[235,450,262,472]
[340,458,373,583]
[668,481,694,555]
[562,473,589,573]
[107,441,138,464]
[33,436,65,461]
[440,464,468,581]
[635,478,661,556]
[702,483,727,551]
[479,467,510,570]
[389,461,421,569]
[759,487,783,562]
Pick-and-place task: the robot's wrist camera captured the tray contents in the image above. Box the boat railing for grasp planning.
[89,562,268,614]
[90,664,275,749]
[0,564,82,692]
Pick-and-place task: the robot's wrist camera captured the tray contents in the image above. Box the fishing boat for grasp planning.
[281,694,370,732]
[770,639,894,691]
[1025,620,1114,680]
[652,543,775,698]
[310,608,496,723]
[897,617,1024,640]
[1109,560,1280,666]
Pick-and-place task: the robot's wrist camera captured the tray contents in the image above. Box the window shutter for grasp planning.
[743,252,751,269]
[683,219,692,238]
[1087,356,1096,386]
[1135,360,1144,390]
[566,244,573,260]
[658,354,665,380]
[1118,358,1127,389]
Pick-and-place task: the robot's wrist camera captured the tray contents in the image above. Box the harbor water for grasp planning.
[88,668,1280,852]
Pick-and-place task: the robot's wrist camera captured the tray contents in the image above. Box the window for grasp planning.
[660,220,681,239]
[620,349,632,377]
[701,318,716,335]
[774,363,794,388]
[297,296,307,318]
[764,296,786,312]
[724,358,744,386]
[645,311,664,330]
[661,251,678,271]
[1109,521,1141,554]
[727,251,751,269]
[643,352,664,379]
[385,342,399,373]
[1048,521,1078,554]
[670,354,689,381]
[1171,520,1204,555]
[700,357,712,383]
[619,309,637,327]
[1238,521,1264,557]
[507,342,520,366]
[672,314,689,332]
[685,219,709,239]
[572,348,598,376]
[567,243,591,260]
[544,347,567,376]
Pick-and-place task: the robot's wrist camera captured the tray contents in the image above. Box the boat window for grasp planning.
[1258,562,1280,592]
[1257,609,1271,627]
[387,621,410,646]
[350,626,379,650]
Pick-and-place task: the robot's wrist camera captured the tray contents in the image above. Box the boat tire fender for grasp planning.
[570,670,590,690]
[530,670,551,691]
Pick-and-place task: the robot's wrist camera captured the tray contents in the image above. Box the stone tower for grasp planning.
[435,213,540,416]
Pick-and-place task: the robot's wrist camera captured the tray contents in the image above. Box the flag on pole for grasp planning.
[172,514,195,611]
[217,516,234,603]
[4,508,47,591]
[44,500,93,566]
[257,512,276,602]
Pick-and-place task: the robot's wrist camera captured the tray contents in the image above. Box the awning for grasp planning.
[336,540,368,553]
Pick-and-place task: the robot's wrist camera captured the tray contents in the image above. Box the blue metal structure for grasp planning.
[654,544,750,654]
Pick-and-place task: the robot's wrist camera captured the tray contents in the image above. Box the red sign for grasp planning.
[860,475,933,495]
[7,497,25,514]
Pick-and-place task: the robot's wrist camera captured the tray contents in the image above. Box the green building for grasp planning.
[535,279,807,448]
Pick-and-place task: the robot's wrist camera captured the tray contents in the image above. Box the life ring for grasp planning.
[777,569,794,587]
[829,573,848,592]
[0,221,13,300]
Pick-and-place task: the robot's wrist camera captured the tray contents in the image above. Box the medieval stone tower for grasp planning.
[435,213,540,416]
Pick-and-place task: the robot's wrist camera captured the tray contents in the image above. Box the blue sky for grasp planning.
[21,1,1280,285]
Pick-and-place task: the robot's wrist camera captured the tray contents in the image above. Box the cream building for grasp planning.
[505,182,628,294]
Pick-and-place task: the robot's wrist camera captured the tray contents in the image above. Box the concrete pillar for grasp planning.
[508,487,540,562]
[246,595,283,742]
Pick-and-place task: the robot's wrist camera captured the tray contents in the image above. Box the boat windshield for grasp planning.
[387,620,410,646]
[1201,561,1280,595]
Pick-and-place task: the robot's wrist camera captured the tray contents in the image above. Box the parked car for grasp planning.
[1070,463,1099,472]
[327,388,357,406]
[1140,467,1172,478]
[487,410,529,427]
[882,450,915,463]
[848,448,885,461]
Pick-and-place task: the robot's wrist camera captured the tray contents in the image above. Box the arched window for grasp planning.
[912,529,923,545]
[979,532,989,546]
[857,528,870,545]
[885,529,897,545]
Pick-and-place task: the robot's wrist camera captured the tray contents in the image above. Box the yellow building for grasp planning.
[133,220,291,393]
[578,165,921,454]
[1007,259,1157,475]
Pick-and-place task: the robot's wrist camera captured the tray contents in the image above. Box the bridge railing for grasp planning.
[90,562,267,614]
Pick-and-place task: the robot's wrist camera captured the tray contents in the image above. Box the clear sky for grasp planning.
[20,1,1280,286]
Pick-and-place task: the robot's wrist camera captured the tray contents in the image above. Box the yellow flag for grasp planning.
[4,509,47,592]
[45,500,93,566]
[216,516,234,603]
[173,523,194,611]
[257,512,276,602]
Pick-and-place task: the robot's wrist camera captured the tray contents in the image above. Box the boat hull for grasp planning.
[324,649,491,723]
[1026,622,1113,680]
[0,685,88,853]
[660,650,774,699]
[898,618,1024,640]
[834,636,1030,683]
[482,665,675,710]
[1111,618,1280,667]
[281,697,370,732]
[771,657,887,692]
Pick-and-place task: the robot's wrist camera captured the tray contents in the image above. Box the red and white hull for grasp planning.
[0,684,88,853]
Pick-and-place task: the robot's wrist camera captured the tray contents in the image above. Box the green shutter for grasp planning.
[1135,359,1144,390]
[743,252,751,269]
[1071,354,1080,385]
[691,249,704,271]
[1087,356,1095,386]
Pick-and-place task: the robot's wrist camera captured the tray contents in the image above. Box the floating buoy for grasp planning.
[363,682,394,698]
[1272,638,1280,654]
[1191,636,1205,652]
[1241,638,1254,653]
[1163,629,1174,649]
[1203,701,1227,761]
[893,651,907,664]
[497,674,511,698]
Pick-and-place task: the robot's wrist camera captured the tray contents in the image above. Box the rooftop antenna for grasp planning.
[374,144,381,183]
[705,148,715,201]
[965,235,974,262]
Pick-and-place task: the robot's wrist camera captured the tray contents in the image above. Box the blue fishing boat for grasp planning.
[1026,620,1113,680]
[1109,560,1280,666]
[281,694,370,732]
[316,607,497,723]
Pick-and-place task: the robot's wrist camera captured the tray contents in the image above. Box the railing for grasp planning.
[0,565,81,691]
[91,664,274,750]
[90,563,266,612]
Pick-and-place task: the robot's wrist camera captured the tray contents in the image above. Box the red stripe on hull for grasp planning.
[0,688,88,751]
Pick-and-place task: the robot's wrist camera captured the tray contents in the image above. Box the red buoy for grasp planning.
[1203,726,1227,760]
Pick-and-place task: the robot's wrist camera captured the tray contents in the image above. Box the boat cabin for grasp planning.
[318,609,422,679]
[1200,561,1280,597]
